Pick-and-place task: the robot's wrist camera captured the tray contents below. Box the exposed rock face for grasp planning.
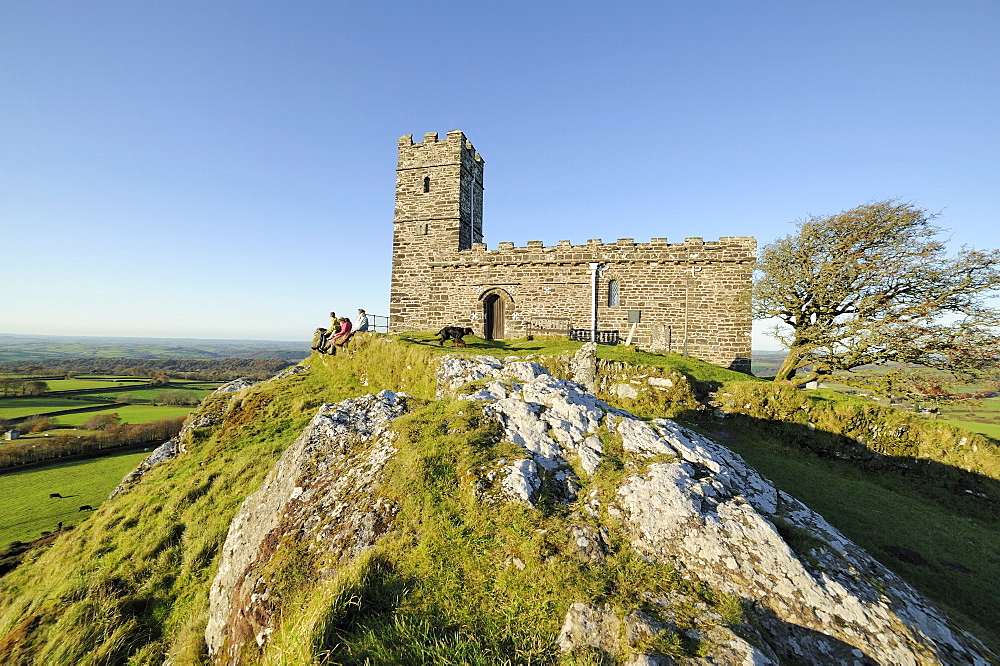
[556,601,774,666]
[213,377,259,394]
[606,417,985,665]
[263,365,307,383]
[440,357,991,665]
[204,357,991,665]
[205,390,410,663]
[570,341,597,391]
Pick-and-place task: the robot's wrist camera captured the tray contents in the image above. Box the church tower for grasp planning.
[389,130,484,332]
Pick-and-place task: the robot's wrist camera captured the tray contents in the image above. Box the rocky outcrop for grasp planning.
[213,377,259,394]
[570,341,597,391]
[444,357,991,665]
[205,390,409,663]
[556,600,775,666]
[204,356,991,665]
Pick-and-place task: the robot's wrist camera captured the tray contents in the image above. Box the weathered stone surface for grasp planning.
[610,382,641,399]
[442,356,992,665]
[556,602,622,654]
[500,360,549,383]
[501,457,542,504]
[435,354,503,399]
[571,342,597,391]
[609,419,990,665]
[261,364,308,384]
[205,390,410,663]
[213,378,258,394]
[556,601,773,666]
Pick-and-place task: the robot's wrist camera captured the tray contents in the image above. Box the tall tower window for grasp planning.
[607,279,620,307]
[423,176,431,192]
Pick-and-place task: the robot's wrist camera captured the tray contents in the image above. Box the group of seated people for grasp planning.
[312,309,370,355]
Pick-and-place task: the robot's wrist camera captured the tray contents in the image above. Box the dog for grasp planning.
[437,326,475,348]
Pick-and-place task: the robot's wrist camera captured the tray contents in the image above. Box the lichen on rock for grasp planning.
[438,355,992,665]
[205,389,410,662]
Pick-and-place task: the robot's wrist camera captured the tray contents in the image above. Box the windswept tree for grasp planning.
[755,200,1000,383]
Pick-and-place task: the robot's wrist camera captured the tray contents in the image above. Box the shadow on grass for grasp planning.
[689,409,1000,655]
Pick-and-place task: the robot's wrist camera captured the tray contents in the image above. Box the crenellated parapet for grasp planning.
[397,130,483,170]
[436,236,756,267]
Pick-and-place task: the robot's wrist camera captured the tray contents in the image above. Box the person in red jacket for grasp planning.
[332,317,353,349]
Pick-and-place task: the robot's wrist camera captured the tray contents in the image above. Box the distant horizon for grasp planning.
[0,331,310,344]
[0,331,788,353]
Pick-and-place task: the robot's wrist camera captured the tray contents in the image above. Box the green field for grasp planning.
[72,387,212,403]
[0,450,150,547]
[0,397,92,420]
[40,378,149,391]
[44,405,196,427]
[169,380,221,390]
[1,389,209,424]
[941,418,1000,440]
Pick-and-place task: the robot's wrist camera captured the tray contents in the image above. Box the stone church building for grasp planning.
[389,130,755,371]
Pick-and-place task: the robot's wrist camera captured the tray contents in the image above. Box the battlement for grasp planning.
[398,130,483,168]
[457,236,756,263]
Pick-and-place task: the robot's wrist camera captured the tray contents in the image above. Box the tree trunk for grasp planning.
[775,348,805,383]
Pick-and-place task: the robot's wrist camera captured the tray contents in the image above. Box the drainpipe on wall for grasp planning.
[589,262,600,344]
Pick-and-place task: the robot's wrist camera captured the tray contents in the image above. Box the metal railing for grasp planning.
[569,328,621,345]
[365,315,390,334]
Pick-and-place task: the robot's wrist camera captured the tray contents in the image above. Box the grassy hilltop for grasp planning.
[0,333,997,663]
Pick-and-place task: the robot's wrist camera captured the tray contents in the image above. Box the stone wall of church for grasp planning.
[388,131,755,372]
[411,235,755,371]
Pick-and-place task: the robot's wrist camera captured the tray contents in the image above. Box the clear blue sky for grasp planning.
[2,1,997,349]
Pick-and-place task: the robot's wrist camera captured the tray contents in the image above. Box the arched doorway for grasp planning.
[483,293,505,340]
